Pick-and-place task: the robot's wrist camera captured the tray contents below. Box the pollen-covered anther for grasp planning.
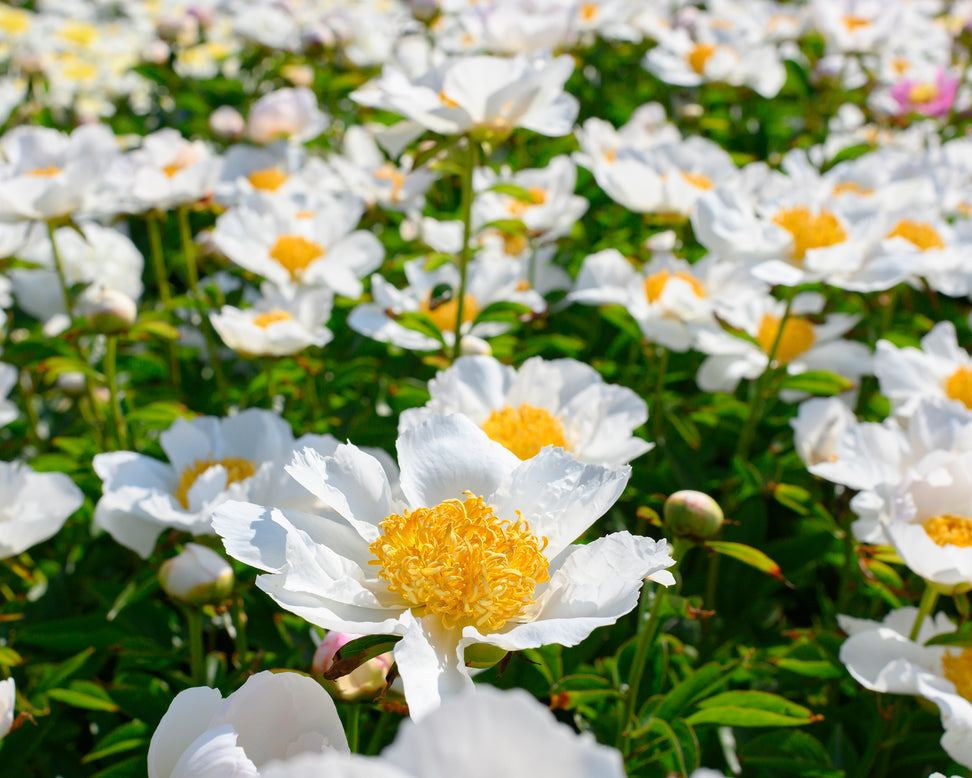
[247,166,289,192]
[687,43,717,75]
[370,495,549,631]
[681,171,713,190]
[481,404,569,460]
[420,293,480,332]
[269,234,325,280]
[942,647,972,702]
[643,269,706,304]
[945,366,972,409]
[772,207,848,261]
[757,314,815,363]
[252,309,294,329]
[25,165,62,178]
[174,458,256,509]
[886,219,945,251]
[923,514,972,548]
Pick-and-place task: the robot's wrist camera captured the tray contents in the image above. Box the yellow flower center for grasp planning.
[842,14,871,31]
[174,458,256,509]
[832,181,874,197]
[58,21,99,47]
[247,167,289,192]
[507,186,547,217]
[681,170,713,190]
[269,235,325,280]
[60,58,98,83]
[687,43,717,75]
[942,648,972,702]
[481,404,568,460]
[252,309,294,329]
[374,165,407,201]
[924,514,972,547]
[892,57,911,75]
[0,7,31,35]
[420,293,480,332]
[946,367,972,409]
[886,219,945,251]
[579,2,599,21]
[757,314,816,363]
[772,207,848,261]
[643,269,706,304]
[369,494,549,631]
[25,165,62,178]
[908,82,939,104]
[438,90,460,109]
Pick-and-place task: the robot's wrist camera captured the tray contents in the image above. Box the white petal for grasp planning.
[393,610,472,720]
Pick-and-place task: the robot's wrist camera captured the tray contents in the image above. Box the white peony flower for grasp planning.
[0,678,13,741]
[127,128,221,211]
[147,671,349,778]
[246,87,329,145]
[0,461,84,559]
[213,414,675,719]
[398,355,651,465]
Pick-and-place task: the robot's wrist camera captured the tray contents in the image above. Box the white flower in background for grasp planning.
[92,408,348,558]
[0,124,130,222]
[0,461,84,559]
[569,248,764,352]
[210,283,335,357]
[399,355,651,465]
[348,256,544,352]
[214,143,342,207]
[811,0,900,55]
[212,192,382,298]
[791,395,857,469]
[694,291,871,394]
[10,222,144,328]
[574,103,681,163]
[0,363,18,429]
[209,105,246,140]
[147,671,349,778]
[0,678,13,741]
[351,54,578,145]
[213,414,675,719]
[246,87,329,145]
[127,128,221,211]
[260,686,626,777]
[874,321,972,418]
[0,76,26,127]
[838,607,972,768]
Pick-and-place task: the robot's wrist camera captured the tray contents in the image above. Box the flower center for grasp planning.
[438,90,460,109]
[772,207,848,261]
[886,219,945,251]
[507,186,547,217]
[943,648,972,702]
[247,166,289,192]
[643,269,706,304]
[174,457,255,509]
[481,403,568,460]
[842,14,870,31]
[252,309,294,329]
[579,2,599,21]
[374,165,407,201]
[757,314,816,363]
[58,21,98,47]
[420,293,480,332]
[832,181,874,197]
[945,367,972,409]
[681,170,713,190]
[0,8,31,35]
[687,43,717,75]
[908,82,939,104]
[369,494,549,631]
[924,514,972,547]
[25,165,62,178]
[269,235,325,280]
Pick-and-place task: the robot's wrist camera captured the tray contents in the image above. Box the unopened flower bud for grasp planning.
[159,543,234,606]
[312,631,392,701]
[144,39,171,66]
[56,371,88,397]
[664,490,724,541]
[410,0,440,22]
[84,288,137,334]
[459,334,491,357]
[209,105,245,140]
[282,64,315,88]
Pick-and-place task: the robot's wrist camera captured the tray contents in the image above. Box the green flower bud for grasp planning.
[663,490,724,541]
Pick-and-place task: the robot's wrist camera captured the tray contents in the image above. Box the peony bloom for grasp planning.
[889,68,959,118]
[127,128,221,211]
[0,461,84,559]
[260,686,626,777]
[0,363,18,429]
[213,414,675,719]
[0,678,13,741]
[398,355,651,465]
[147,671,349,778]
[246,87,329,145]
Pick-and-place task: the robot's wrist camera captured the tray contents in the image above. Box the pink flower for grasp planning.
[890,68,959,118]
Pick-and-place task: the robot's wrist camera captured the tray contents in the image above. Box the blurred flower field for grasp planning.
[3,0,972,776]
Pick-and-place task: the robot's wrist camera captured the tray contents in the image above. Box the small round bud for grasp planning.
[312,631,392,701]
[663,490,724,541]
[209,105,245,140]
[84,288,137,334]
[459,334,491,357]
[159,543,234,606]
[56,371,88,397]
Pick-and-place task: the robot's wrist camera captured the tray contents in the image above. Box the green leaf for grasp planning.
[686,705,813,727]
[694,691,819,725]
[705,541,787,583]
[489,182,538,202]
[38,356,102,383]
[85,721,150,763]
[0,646,22,666]
[473,300,533,325]
[326,635,401,679]
[652,661,735,722]
[393,311,446,345]
[779,371,854,396]
[737,730,839,776]
[925,629,972,647]
[128,319,180,341]
[49,685,119,713]
[772,658,843,679]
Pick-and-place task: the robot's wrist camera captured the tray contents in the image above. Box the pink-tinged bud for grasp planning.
[83,288,137,334]
[246,88,328,145]
[145,39,171,66]
[312,631,392,701]
[664,490,724,541]
[209,106,245,140]
[159,543,234,606]
[459,334,492,357]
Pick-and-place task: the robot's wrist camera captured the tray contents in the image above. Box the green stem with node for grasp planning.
[451,139,479,361]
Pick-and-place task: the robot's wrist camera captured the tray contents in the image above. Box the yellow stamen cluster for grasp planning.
[757,314,816,363]
[507,186,547,217]
[908,82,939,104]
[643,269,706,304]
[687,43,717,75]
[943,648,972,702]
[832,181,874,197]
[252,310,294,329]
[481,404,569,460]
[772,207,848,261]
[420,293,480,332]
[842,14,871,31]
[579,2,599,22]
[247,167,289,192]
[269,234,325,280]
[370,495,549,631]
[25,165,62,178]
[438,90,460,109]
[174,458,255,510]
[681,171,714,190]
[886,219,945,251]
[945,367,972,409]
[374,165,407,202]
[923,514,972,547]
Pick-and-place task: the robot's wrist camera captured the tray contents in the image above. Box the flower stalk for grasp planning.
[104,335,129,450]
[451,139,479,361]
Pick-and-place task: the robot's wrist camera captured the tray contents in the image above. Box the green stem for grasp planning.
[46,220,73,318]
[146,211,172,306]
[649,346,669,448]
[346,704,361,753]
[264,357,277,409]
[185,607,205,686]
[450,140,478,361]
[231,596,248,665]
[104,335,129,450]
[909,586,939,642]
[177,205,229,409]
